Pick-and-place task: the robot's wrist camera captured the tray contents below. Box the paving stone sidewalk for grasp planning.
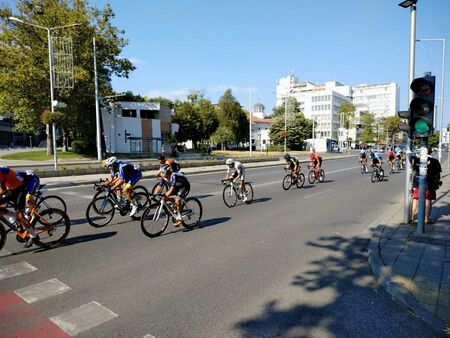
[369,174,450,334]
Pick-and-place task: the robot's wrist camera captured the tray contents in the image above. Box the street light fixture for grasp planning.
[8,16,81,170]
[398,0,417,8]
[416,38,446,163]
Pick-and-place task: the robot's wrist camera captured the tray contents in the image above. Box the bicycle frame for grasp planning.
[152,196,185,221]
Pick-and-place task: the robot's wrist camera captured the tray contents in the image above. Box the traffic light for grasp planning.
[409,75,435,138]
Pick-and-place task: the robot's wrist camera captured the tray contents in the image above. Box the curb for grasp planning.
[42,155,357,189]
[368,225,447,333]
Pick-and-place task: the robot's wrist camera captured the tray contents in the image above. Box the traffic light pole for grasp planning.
[416,138,428,234]
[404,3,417,225]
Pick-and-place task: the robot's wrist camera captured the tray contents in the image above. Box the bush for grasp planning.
[268,144,288,152]
[71,140,92,154]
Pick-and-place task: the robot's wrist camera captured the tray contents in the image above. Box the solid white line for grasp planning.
[0,249,11,258]
[50,301,118,336]
[304,189,333,199]
[15,278,71,304]
[0,261,37,280]
[143,335,156,338]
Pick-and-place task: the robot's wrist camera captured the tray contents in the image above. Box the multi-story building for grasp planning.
[276,75,400,148]
[101,101,179,156]
[251,103,272,151]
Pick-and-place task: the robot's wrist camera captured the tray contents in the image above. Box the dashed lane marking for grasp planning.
[304,189,333,199]
[0,261,37,280]
[50,301,118,336]
[15,278,71,304]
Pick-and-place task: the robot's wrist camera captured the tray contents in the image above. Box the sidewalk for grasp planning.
[369,174,450,333]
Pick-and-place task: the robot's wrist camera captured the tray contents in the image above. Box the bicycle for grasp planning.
[371,166,384,183]
[221,179,254,208]
[360,161,368,174]
[282,168,305,190]
[151,178,190,198]
[307,164,325,184]
[140,194,203,238]
[0,203,71,250]
[396,158,403,171]
[32,184,67,213]
[93,179,149,200]
[86,187,150,227]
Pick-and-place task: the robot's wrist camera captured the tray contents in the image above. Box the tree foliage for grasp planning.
[380,116,402,142]
[216,89,248,144]
[269,97,299,119]
[0,0,135,144]
[269,113,312,150]
[360,113,376,144]
[338,102,356,130]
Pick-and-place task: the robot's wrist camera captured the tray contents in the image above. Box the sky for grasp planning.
[10,0,450,127]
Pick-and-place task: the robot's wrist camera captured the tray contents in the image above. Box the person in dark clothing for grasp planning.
[410,148,442,224]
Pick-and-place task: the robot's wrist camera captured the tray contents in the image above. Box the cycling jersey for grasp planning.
[310,153,322,165]
[115,161,142,185]
[360,152,367,159]
[227,161,245,180]
[16,170,40,195]
[388,151,395,160]
[0,166,24,190]
[287,156,300,169]
[169,172,190,196]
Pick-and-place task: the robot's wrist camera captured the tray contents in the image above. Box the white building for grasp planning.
[101,101,179,155]
[251,103,272,151]
[276,75,400,148]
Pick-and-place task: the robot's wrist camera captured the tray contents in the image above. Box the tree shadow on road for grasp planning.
[234,233,439,337]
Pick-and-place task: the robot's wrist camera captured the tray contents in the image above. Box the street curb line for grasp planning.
[368,225,447,333]
[42,155,357,189]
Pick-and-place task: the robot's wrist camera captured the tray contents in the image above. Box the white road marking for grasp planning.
[0,249,11,258]
[0,261,37,280]
[15,278,71,303]
[50,301,118,336]
[304,189,333,199]
[143,335,156,338]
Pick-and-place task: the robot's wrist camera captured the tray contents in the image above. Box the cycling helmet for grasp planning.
[225,158,234,165]
[159,164,171,174]
[103,156,118,168]
[284,153,291,160]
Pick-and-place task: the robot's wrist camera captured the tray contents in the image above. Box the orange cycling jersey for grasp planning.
[0,166,24,190]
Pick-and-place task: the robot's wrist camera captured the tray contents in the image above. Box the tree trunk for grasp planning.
[46,125,54,155]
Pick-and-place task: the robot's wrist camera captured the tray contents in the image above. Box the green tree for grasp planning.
[429,131,440,147]
[216,89,248,144]
[360,113,376,144]
[0,0,135,154]
[269,97,299,119]
[269,113,312,150]
[337,102,356,144]
[173,102,202,148]
[380,116,402,144]
[146,96,175,109]
[197,98,218,142]
[211,125,234,150]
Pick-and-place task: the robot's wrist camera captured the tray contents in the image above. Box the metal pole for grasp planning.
[417,139,428,233]
[284,89,287,153]
[439,39,446,163]
[249,86,252,157]
[93,37,102,161]
[404,3,417,224]
[47,28,58,170]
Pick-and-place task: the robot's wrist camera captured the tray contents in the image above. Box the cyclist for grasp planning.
[370,151,383,170]
[159,164,191,227]
[388,148,396,172]
[284,153,300,177]
[359,149,368,172]
[395,149,404,169]
[102,157,142,217]
[16,170,40,219]
[224,158,248,202]
[153,155,181,195]
[309,148,322,177]
[0,166,37,247]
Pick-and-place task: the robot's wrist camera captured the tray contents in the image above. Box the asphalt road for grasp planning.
[0,158,440,337]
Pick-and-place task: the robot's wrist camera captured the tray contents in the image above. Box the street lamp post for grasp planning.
[398,0,418,225]
[416,38,446,163]
[8,17,81,170]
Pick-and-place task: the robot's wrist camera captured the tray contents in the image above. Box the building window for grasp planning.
[140,110,158,119]
[122,109,137,118]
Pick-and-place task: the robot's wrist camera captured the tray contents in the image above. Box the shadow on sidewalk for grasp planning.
[234,232,439,337]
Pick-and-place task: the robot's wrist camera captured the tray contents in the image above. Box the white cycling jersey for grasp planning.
[227,161,244,174]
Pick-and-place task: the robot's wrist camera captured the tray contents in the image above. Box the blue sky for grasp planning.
[52,1,450,127]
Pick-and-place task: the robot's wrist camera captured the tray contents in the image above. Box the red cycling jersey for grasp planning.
[0,166,24,190]
[310,152,321,163]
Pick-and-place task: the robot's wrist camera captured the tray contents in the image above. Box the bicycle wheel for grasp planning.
[378,169,384,181]
[282,174,293,190]
[223,185,237,208]
[296,173,305,188]
[308,170,316,184]
[130,192,151,220]
[318,170,325,183]
[134,185,149,196]
[361,165,365,174]
[151,181,168,195]
[371,170,378,183]
[36,195,67,213]
[244,183,254,204]
[33,208,70,248]
[0,223,6,250]
[181,197,203,228]
[140,203,169,238]
[86,196,115,227]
